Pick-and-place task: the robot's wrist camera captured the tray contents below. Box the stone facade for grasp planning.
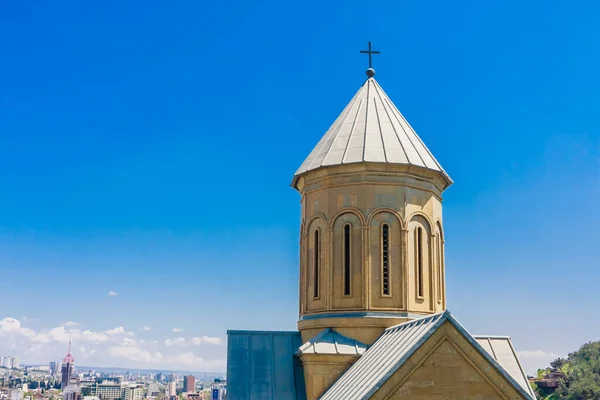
[370,321,527,399]
[295,162,448,347]
[298,354,358,400]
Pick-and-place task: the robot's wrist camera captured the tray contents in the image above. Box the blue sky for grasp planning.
[0,0,599,374]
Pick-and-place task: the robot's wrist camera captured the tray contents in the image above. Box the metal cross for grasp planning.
[360,41,380,69]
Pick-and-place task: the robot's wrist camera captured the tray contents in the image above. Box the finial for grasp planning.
[360,41,380,78]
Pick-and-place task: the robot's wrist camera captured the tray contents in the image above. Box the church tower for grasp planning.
[226,45,536,400]
[293,52,452,349]
[292,57,453,398]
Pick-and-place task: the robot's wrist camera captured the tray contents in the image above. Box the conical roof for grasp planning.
[292,77,452,189]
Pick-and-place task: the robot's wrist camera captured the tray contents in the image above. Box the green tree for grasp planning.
[551,341,600,400]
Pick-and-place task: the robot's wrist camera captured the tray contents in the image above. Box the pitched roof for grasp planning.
[475,336,536,398]
[226,330,306,400]
[320,311,535,400]
[296,328,367,356]
[292,77,452,188]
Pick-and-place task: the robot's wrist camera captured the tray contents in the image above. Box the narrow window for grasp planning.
[436,234,442,301]
[417,227,424,297]
[382,224,390,295]
[313,230,320,298]
[343,224,351,295]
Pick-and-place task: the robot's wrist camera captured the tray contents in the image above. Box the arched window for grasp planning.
[381,224,390,296]
[417,227,424,298]
[313,230,320,298]
[343,224,351,296]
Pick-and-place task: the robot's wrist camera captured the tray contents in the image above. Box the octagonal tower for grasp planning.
[292,71,453,348]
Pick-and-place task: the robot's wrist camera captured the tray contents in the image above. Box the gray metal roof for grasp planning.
[320,311,535,400]
[293,77,452,186]
[296,328,367,356]
[475,336,536,398]
[226,330,306,400]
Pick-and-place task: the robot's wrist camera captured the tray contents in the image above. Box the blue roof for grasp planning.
[226,330,306,400]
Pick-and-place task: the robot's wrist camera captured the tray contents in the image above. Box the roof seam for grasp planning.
[341,98,363,164]
[381,80,444,170]
[382,94,427,167]
[375,83,410,164]
[373,94,388,162]
[361,79,371,162]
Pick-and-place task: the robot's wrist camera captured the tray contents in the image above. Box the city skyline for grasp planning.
[1,0,600,377]
[0,318,225,372]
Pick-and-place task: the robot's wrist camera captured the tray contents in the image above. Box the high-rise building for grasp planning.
[183,376,195,393]
[11,356,19,369]
[61,338,75,389]
[50,362,57,376]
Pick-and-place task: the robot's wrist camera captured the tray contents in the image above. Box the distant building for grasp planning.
[155,373,163,383]
[61,339,75,390]
[166,382,176,397]
[0,356,19,369]
[63,385,80,400]
[123,386,143,400]
[210,387,224,400]
[9,388,23,400]
[182,376,195,393]
[80,381,124,400]
[147,383,159,397]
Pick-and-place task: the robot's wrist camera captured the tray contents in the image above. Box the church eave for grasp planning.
[291,161,453,193]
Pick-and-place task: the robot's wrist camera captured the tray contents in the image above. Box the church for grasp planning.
[226,45,536,400]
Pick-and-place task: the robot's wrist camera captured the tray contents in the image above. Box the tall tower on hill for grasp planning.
[292,52,453,348]
[60,337,75,389]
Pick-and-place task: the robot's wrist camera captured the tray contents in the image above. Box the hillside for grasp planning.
[532,340,600,399]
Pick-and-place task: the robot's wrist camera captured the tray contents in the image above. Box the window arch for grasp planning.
[381,223,390,296]
[313,229,320,298]
[343,223,351,296]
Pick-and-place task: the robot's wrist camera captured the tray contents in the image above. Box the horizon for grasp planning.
[1,0,599,377]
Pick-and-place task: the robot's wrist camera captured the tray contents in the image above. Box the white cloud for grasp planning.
[30,332,51,344]
[191,336,223,346]
[108,346,163,364]
[170,352,225,370]
[141,326,151,331]
[48,326,71,343]
[165,337,186,347]
[108,291,118,296]
[172,328,182,333]
[80,330,109,343]
[64,321,79,327]
[24,344,43,355]
[105,327,125,335]
[0,317,21,332]
[517,350,559,359]
[19,327,36,338]
[122,337,137,346]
